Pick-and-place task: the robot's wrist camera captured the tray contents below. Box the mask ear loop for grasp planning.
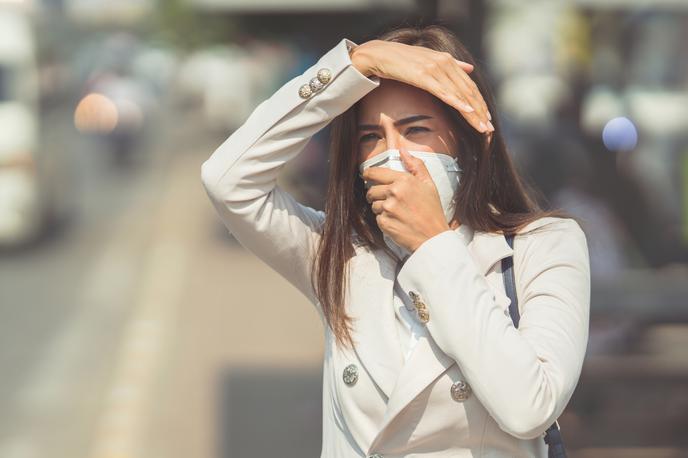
[444,157,461,172]
[422,152,461,172]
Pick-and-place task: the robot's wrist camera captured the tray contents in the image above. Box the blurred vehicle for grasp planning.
[0,8,69,247]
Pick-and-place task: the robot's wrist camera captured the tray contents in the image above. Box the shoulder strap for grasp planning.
[501,233,520,328]
[500,233,568,458]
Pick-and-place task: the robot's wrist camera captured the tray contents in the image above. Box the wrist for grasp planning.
[350,42,375,78]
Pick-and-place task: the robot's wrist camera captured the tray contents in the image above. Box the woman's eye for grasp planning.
[359,127,428,143]
[407,126,429,134]
[359,133,379,142]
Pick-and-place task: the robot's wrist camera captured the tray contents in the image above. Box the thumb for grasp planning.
[399,147,431,180]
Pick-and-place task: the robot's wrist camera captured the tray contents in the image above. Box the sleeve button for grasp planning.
[298,84,313,98]
[309,76,324,92]
[317,68,332,84]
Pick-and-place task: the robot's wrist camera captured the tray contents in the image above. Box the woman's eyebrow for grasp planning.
[357,114,433,131]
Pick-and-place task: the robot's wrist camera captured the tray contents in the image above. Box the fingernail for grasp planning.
[487,111,492,121]
[479,121,487,132]
[461,102,475,113]
[487,121,495,131]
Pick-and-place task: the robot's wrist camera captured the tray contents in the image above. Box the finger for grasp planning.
[450,59,493,125]
[361,166,406,185]
[366,183,391,202]
[399,147,430,179]
[460,77,490,129]
[429,79,477,122]
[461,75,493,127]
[456,60,474,74]
[422,68,485,132]
[448,78,489,132]
[450,58,493,130]
[375,212,392,231]
[371,200,385,215]
[436,85,487,133]
[419,60,487,134]
[444,64,491,132]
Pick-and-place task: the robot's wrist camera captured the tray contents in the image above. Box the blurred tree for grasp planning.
[147,0,237,50]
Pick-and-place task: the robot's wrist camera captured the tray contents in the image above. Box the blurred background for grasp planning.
[0,0,687,457]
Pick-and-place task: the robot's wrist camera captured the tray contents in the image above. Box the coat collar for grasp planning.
[468,226,513,275]
[465,216,559,275]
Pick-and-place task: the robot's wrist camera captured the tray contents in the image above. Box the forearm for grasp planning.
[200,38,380,306]
[395,221,590,438]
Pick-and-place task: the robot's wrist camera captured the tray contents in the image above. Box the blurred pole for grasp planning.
[683,148,688,243]
[464,0,486,60]
[415,0,438,17]
[415,0,486,61]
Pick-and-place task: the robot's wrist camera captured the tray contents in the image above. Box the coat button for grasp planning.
[417,308,430,323]
[450,380,472,402]
[309,76,324,92]
[298,83,313,98]
[317,67,332,84]
[409,290,430,323]
[342,363,358,385]
[415,300,429,322]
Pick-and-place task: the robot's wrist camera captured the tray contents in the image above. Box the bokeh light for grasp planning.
[74,92,118,133]
[602,116,638,152]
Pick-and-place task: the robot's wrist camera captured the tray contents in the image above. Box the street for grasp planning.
[0,110,325,458]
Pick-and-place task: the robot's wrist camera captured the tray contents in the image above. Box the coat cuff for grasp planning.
[395,229,495,340]
[396,229,471,298]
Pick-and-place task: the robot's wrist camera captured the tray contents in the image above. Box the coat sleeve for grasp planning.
[200,38,380,319]
[395,218,590,439]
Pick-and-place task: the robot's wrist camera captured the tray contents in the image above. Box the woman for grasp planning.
[201,24,590,458]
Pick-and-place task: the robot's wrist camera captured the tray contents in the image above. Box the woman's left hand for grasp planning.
[363,148,458,253]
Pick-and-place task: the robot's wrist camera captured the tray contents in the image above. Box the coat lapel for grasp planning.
[369,320,456,451]
[347,246,405,398]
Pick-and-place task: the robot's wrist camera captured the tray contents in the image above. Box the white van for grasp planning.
[0,8,49,246]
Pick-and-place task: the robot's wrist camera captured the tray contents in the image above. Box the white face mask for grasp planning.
[359,148,462,260]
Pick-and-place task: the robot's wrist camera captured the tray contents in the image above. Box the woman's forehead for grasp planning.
[357,80,441,122]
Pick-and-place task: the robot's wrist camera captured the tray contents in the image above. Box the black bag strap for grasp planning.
[501,233,567,458]
[501,234,521,328]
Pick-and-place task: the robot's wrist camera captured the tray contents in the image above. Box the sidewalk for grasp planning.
[137,150,325,458]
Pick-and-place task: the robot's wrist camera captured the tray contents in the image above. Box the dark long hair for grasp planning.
[311,24,573,350]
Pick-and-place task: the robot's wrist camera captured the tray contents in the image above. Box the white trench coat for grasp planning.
[201,37,591,458]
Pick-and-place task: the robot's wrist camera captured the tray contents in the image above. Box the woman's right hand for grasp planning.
[350,40,494,134]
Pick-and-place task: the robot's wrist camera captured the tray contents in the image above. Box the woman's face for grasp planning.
[356,78,460,165]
